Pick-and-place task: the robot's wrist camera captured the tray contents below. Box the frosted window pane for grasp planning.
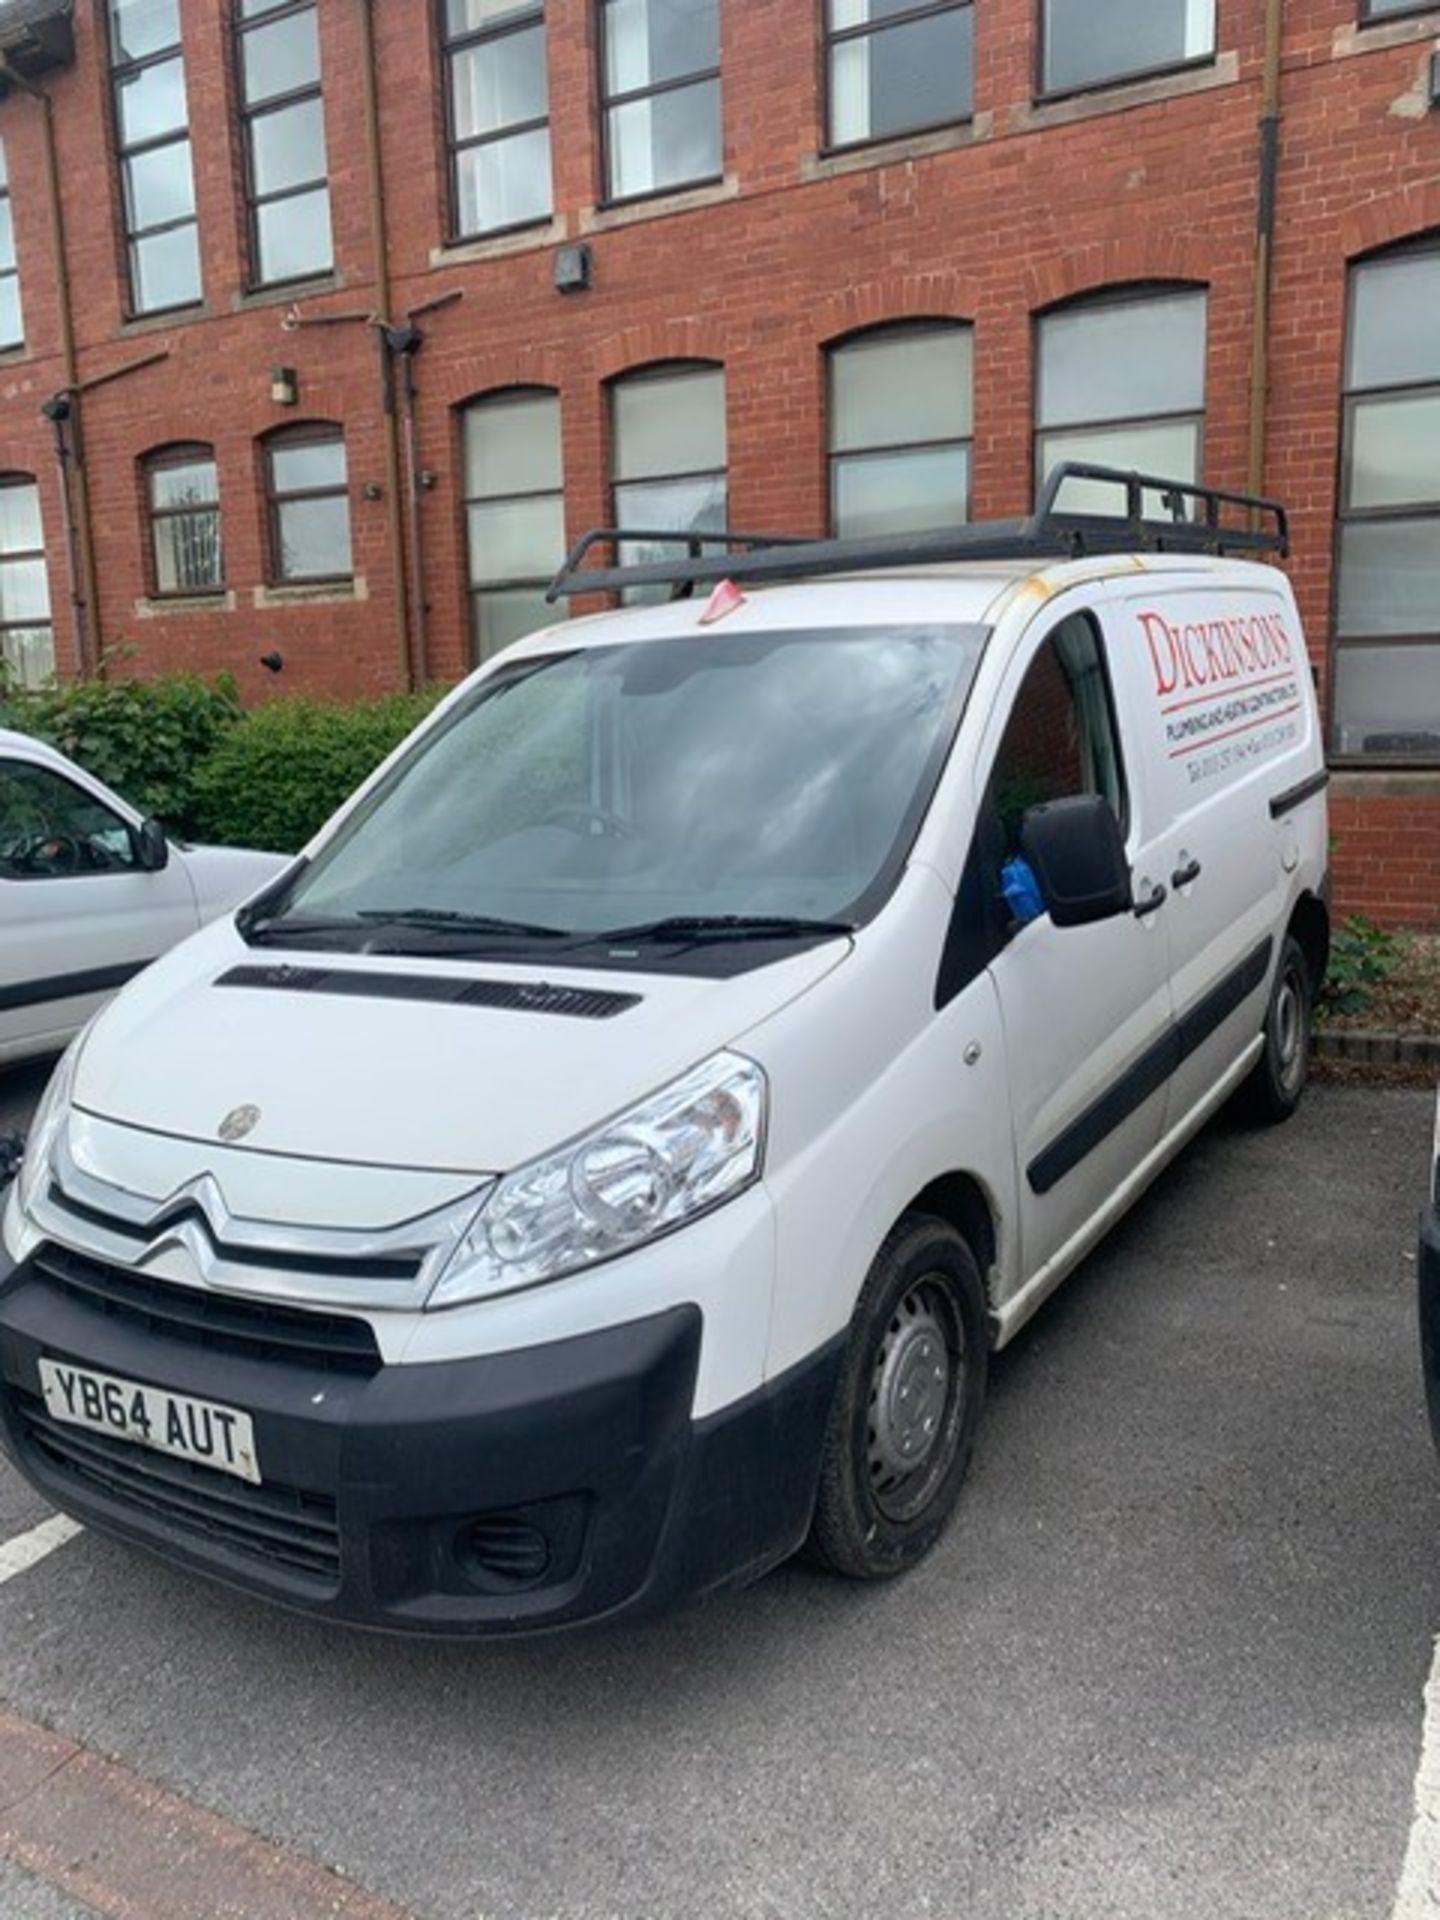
[832,329,972,452]
[467,496,566,582]
[1337,520,1440,637]
[1038,292,1207,429]
[464,393,562,498]
[1348,251,1440,391]
[0,483,42,553]
[471,587,554,661]
[834,445,970,538]
[1037,419,1202,514]
[1332,646,1440,758]
[1348,394,1440,510]
[613,368,725,480]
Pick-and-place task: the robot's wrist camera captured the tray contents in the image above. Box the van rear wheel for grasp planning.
[1238,933,1312,1124]
[806,1216,988,1581]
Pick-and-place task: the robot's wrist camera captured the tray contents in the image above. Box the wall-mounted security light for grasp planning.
[554,244,592,294]
[270,366,298,406]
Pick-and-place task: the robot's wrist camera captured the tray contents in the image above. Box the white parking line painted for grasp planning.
[1394,1635,1440,1917]
[0,1515,82,1589]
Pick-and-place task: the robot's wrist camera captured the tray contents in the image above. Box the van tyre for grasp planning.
[807,1216,988,1581]
[1239,933,1312,1124]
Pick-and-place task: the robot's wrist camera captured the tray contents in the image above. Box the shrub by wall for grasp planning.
[189,688,449,853]
[0,667,242,837]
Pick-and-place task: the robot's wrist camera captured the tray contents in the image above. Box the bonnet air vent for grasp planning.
[215,964,641,1021]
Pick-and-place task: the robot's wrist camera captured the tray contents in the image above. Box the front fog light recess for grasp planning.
[429,1051,766,1307]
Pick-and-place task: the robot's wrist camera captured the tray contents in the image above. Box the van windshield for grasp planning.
[244,624,987,963]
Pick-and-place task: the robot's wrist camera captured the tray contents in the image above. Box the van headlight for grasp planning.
[427,1051,767,1308]
[15,1037,81,1221]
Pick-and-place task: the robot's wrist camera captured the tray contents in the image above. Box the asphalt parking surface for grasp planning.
[0,1072,1436,1920]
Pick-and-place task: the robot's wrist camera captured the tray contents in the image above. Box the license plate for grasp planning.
[38,1358,261,1485]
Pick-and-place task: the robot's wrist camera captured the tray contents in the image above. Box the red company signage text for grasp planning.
[1139,608,1296,700]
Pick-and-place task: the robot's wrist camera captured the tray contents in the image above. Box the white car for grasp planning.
[0,468,1330,1636]
[0,728,286,1067]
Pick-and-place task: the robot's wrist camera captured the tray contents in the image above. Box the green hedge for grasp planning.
[189,689,449,853]
[0,667,450,854]
[0,669,242,837]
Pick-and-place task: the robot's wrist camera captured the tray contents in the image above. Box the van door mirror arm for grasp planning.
[132,817,170,873]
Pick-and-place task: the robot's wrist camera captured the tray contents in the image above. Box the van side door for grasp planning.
[0,753,199,1060]
[1100,580,1310,1131]
[977,605,1174,1289]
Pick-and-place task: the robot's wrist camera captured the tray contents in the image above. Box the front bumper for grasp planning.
[1420,1204,1440,1453]
[0,1245,841,1636]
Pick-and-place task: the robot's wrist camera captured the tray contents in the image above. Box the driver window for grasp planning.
[991,612,1126,855]
[980,612,1126,934]
[0,759,139,881]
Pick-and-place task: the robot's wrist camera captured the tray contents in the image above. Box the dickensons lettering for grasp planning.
[1139,608,1296,699]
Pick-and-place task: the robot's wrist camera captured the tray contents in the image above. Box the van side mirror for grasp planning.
[1019,795,1131,929]
[133,816,170,873]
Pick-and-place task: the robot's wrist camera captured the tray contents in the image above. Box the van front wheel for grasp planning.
[1239,933,1312,1124]
[806,1217,988,1581]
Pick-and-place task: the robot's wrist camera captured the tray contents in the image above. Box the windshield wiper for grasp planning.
[356,908,569,939]
[589,914,857,946]
[242,909,567,949]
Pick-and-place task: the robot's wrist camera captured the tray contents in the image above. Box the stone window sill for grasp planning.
[802,116,991,182]
[432,218,567,268]
[253,577,367,609]
[580,176,739,235]
[1329,767,1440,797]
[135,591,235,618]
[1010,51,1240,133]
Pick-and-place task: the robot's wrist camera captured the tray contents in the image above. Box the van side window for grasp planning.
[990,612,1126,857]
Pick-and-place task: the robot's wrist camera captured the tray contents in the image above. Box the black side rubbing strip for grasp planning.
[0,961,148,1015]
[1174,938,1273,1061]
[1027,938,1275,1196]
[216,964,641,1021]
[1028,1029,1181,1197]
[1268,769,1329,820]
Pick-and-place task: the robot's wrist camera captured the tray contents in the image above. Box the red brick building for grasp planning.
[0,0,1436,924]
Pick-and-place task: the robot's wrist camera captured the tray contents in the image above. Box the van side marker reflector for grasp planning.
[216,965,641,1020]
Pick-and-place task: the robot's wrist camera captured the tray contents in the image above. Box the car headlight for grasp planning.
[16,1037,81,1220]
[428,1050,767,1308]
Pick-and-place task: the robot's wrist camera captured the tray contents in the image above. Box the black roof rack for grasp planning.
[546,463,1289,603]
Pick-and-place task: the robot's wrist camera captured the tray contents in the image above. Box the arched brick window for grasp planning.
[1034,284,1207,514]
[143,442,222,595]
[0,474,53,689]
[828,321,973,537]
[610,361,726,600]
[461,386,564,662]
[261,422,351,583]
[1332,239,1440,762]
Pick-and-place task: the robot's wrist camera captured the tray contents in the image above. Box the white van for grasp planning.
[0,470,1329,1635]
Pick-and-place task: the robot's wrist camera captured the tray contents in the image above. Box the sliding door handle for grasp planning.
[1171,856,1202,889]
[1133,882,1168,918]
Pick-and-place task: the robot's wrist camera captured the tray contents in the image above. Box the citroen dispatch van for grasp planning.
[0,469,1330,1635]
